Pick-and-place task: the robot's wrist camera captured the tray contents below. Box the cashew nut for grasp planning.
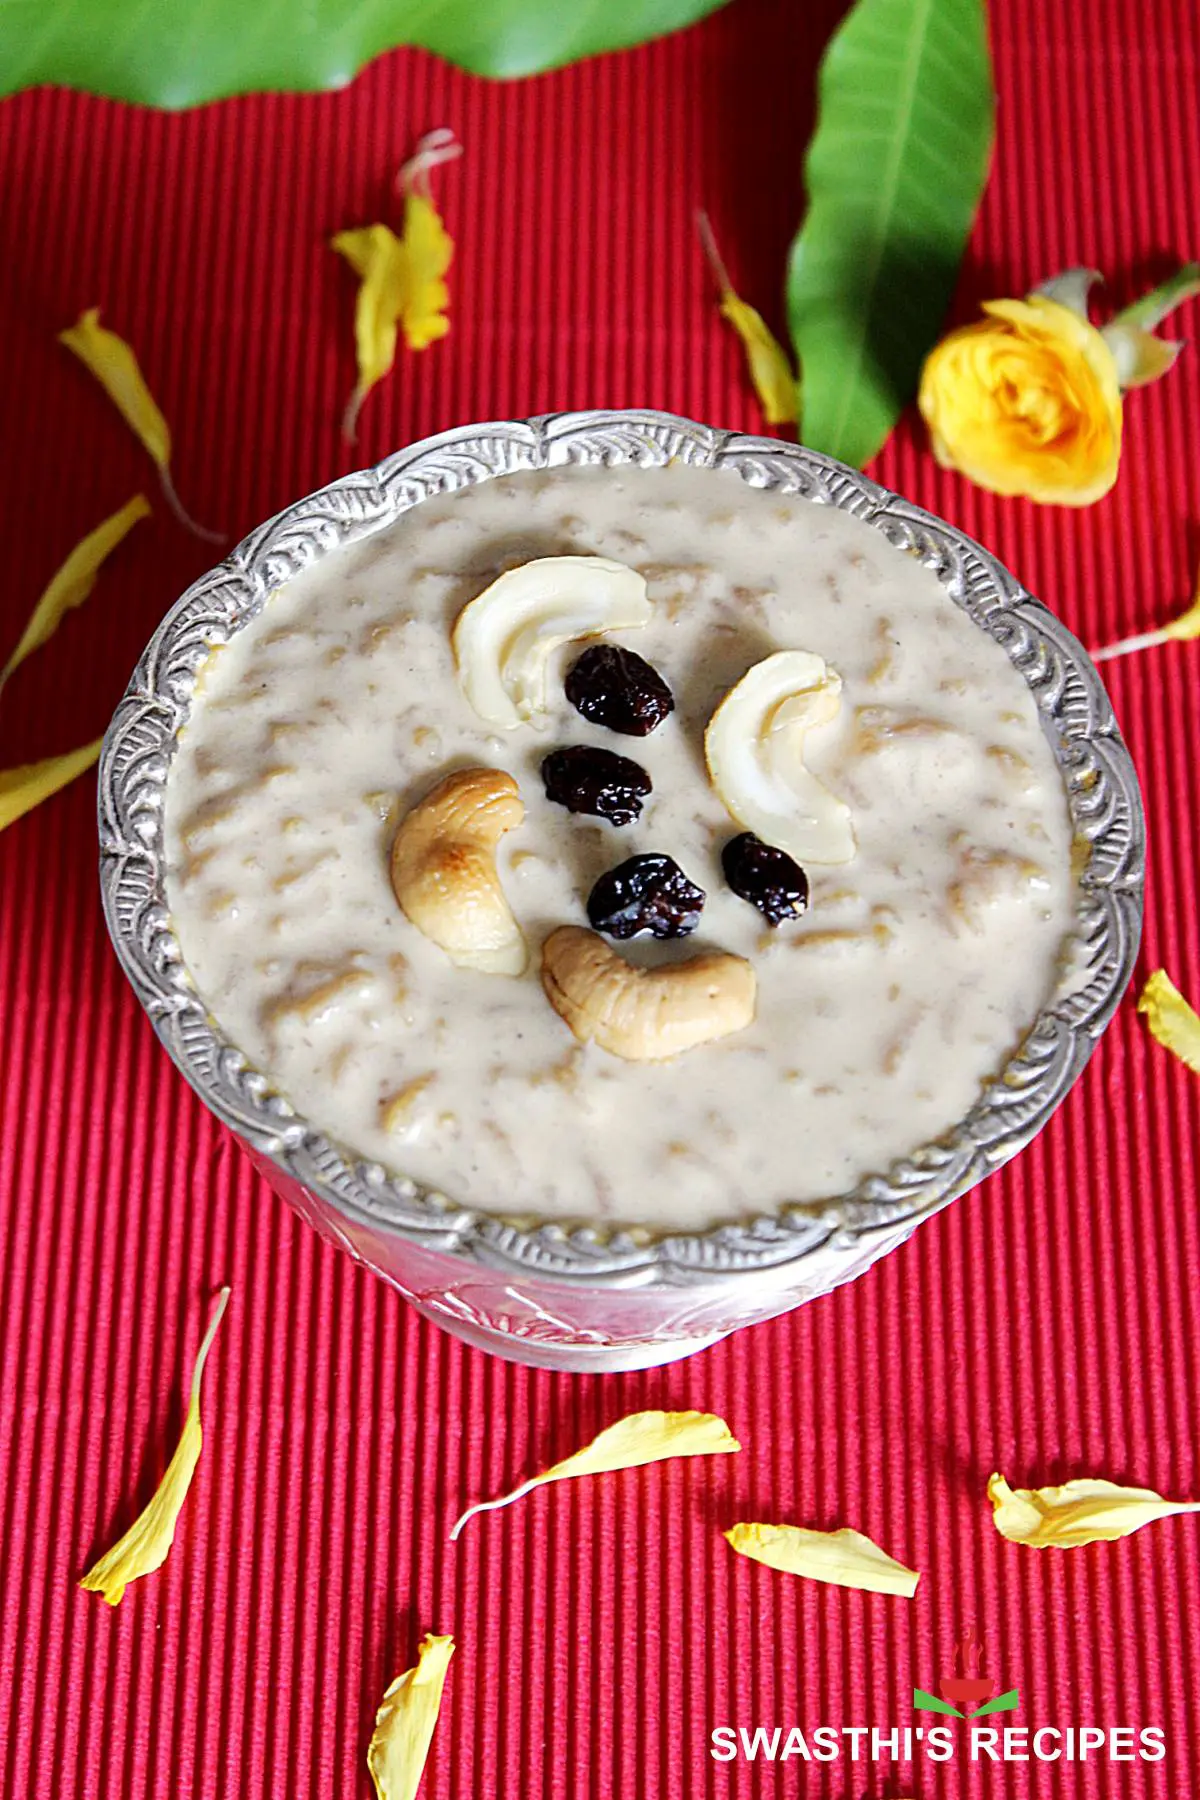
[452,555,651,729]
[390,768,527,975]
[705,649,856,865]
[541,926,756,1062]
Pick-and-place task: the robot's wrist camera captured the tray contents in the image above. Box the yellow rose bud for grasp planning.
[918,296,1123,506]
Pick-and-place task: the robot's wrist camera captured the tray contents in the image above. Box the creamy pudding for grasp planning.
[163,463,1078,1231]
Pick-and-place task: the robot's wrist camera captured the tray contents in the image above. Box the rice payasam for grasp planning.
[163,463,1078,1230]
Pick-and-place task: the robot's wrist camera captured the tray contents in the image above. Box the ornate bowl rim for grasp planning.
[98,408,1145,1292]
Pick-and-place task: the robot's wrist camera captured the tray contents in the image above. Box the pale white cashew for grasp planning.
[541,926,756,1062]
[452,555,650,729]
[705,649,856,865]
[390,768,527,975]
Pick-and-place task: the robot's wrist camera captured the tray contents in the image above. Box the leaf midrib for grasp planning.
[819,0,936,459]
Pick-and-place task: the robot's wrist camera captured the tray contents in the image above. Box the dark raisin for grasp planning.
[586,853,705,939]
[541,745,651,826]
[565,643,675,736]
[722,832,810,926]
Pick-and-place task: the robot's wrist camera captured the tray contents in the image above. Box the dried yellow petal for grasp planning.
[449,1409,739,1540]
[332,224,408,440]
[1163,588,1200,641]
[987,1472,1200,1549]
[396,193,454,352]
[333,129,459,440]
[0,739,103,833]
[367,1634,455,1800]
[718,295,799,425]
[394,128,459,355]
[1136,968,1200,1075]
[724,1521,919,1596]
[1,496,149,694]
[59,309,221,542]
[80,1287,230,1605]
[1094,564,1200,661]
[60,309,170,464]
[697,211,797,425]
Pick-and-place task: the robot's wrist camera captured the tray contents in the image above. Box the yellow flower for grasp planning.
[918,296,1122,506]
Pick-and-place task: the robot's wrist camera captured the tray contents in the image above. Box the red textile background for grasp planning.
[2,1,1200,1794]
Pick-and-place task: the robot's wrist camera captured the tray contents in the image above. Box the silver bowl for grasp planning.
[98,410,1144,1371]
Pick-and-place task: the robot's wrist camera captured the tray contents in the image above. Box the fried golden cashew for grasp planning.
[541,926,756,1062]
[390,768,527,976]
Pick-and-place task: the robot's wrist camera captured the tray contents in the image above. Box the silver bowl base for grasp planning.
[404,1293,729,1371]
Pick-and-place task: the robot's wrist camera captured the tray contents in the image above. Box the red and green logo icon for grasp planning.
[914,1627,1019,1720]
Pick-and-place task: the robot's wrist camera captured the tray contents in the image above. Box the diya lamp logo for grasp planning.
[913,1626,1020,1722]
[708,1618,1167,1764]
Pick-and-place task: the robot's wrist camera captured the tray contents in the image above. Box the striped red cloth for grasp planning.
[1,1,1198,1792]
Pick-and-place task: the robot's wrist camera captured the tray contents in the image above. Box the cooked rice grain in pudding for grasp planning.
[164,464,1078,1230]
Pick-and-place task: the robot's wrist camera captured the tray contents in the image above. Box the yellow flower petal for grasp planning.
[367,1634,455,1800]
[697,211,797,425]
[724,1521,919,1596]
[987,1472,1200,1549]
[0,739,103,833]
[60,308,172,466]
[449,1409,739,1540]
[719,295,799,426]
[80,1287,230,1605]
[986,296,1121,401]
[332,200,452,438]
[1094,565,1200,661]
[1,496,150,694]
[59,310,222,542]
[394,129,459,357]
[1136,968,1200,1075]
[396,192,454,352]
[333,131,458,440]
[1163,587,1200,641]
[332,224,408,439]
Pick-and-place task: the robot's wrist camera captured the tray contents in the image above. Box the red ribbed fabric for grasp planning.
[2,2,1199,1793]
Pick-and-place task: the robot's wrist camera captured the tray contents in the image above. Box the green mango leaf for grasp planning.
[786,0,995,468]
[0,0,732,108]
